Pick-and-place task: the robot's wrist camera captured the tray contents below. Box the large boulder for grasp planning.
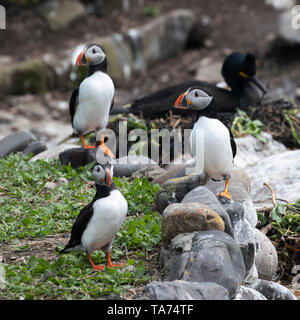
[161,202,225,248]
[0,130,37,158]
[247,150,300,208]
[161,230,246,299]
[37,0,86,31]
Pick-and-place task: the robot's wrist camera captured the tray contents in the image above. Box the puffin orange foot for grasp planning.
[80,135,96,149]
[99,143,115,158]
[216,191,232,200]
[106,253,125,268]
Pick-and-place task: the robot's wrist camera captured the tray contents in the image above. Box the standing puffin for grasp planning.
[70,43,115,157]
[127,52,267,118]
[174,87,237,199]
[60,163,128,270]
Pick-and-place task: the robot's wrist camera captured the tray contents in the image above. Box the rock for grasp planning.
[30,144,80,162]
[37,0,86,31]
[248,279,298,300]
[56,177,69,185]
[2,59,56,96]
[132,166,166,182]
[44,181,57,190]
[234,132,287,170]
[161,202,225,248]
[91,34,134,86]
[222,202,259,284]
[231,169,252,194]
[59,147,97,169]
[254,228,278,280]
[181,186,233,237]
[247,150,300,208]
[266,0,295,10]
[0,130,37,158]
[143,280,229,300]
[194,57,223,83]
[97,0,131,16]
[234,286,267,300]
[127,9,196,72]
[156,174,207,214]
[111,155,158,177]
[162,230,246,299]
[22,141,47,157]
[205,179,258,228]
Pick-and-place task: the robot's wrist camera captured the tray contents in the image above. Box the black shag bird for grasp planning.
[128,52,267,118]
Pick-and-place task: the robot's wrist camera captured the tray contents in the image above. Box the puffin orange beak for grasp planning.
[105,169,111,188]
[174,91,189,109]
[76,49,89,66]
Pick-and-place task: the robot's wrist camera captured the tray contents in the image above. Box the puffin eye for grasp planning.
[92,48,96,54]
[97,167,100,172]
[194,91,199,98]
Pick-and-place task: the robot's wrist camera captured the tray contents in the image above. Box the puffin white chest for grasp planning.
[81,189,127,252]
[73,71,114,134]
[190,116,234,180]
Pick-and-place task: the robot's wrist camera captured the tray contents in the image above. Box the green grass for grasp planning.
[0,154,161,299]
[231,108,267,143]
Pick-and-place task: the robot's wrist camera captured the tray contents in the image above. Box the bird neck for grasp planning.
[94,182,113,199]
[88,58,107,76]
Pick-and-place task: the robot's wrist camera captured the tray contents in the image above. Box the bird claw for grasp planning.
[216,191,232,200]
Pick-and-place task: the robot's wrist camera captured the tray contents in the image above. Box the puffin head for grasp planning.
[76,44,106,66]
[92,163,113,188]
[174,87,213,111]
[221,52,267,94]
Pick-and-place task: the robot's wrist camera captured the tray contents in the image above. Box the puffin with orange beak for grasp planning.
[60,163,128,271]
[174,87,237,200]
[69,43,115,157]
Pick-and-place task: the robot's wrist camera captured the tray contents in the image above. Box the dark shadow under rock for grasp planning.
[22,141,47,157]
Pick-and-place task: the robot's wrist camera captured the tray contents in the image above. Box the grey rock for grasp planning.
[234,132,287,170]
[162,230,246,299]
[234,286,267,300]
[205,179,258,227]
[132,166,166,182]
[143,280,229,300]
[37,0,86,31]
[156,174,207,214]
[59,147,97,169]
[222,202,259,284]
[111,155,158,177]
[44,181,57,190]
[0,130,37,158]
[181,186,233,237]
[22,141,47,156]
[247,150,300,208]
[248,279,298,300]
[254,228,278,280]
[161,202,225,248]
[30,144,80,162]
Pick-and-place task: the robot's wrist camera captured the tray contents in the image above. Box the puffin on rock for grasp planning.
[128,52,267,119]
[70,43,115,157]
[174,87,237,200]
[60,162,128,271]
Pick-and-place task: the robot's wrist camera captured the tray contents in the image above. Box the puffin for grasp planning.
[70,43,115,157]
[174,87,237,199]
[60,162,128,271]
[127,52,267,118]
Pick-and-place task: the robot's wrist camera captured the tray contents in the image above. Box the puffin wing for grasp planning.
[69,87,79,127]
[229,129,237,158]
[60,202,94,252]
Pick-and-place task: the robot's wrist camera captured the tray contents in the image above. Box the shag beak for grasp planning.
[75,49,88,66]
[249,76,268,94]
[174,91,190,109]
[105,169,111,188]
